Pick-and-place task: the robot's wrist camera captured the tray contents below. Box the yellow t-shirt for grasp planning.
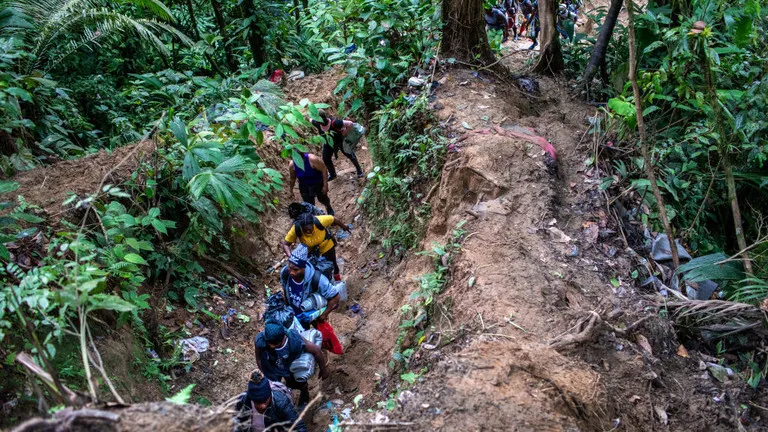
[285,215,335,254]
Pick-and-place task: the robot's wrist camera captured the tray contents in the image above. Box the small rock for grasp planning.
[421,403,430,409]
[408,77,426,87]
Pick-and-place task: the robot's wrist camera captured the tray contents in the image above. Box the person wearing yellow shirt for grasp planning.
[281,213,349,281]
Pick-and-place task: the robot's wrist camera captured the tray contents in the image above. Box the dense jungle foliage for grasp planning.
[0,0,765,421]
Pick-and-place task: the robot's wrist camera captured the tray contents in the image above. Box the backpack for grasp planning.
[269,380,293,403]
[280,258,333,300]
[263,292,295,328]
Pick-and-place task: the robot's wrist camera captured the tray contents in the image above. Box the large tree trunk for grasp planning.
[211,0,237,71]
[440,0,496,65]
[240,0,266,65]
[293,0,301,33]
[583,0,622,82]
[533,0,564,74]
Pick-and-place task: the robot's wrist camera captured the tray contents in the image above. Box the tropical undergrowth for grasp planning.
[372,220,466,412]
[358,94,446,253]
[0,80,332,420]
[568,0,768,387]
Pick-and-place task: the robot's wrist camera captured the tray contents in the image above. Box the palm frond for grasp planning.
[117,0,174,22]
[730,277,768,305]
[667,299,768,339]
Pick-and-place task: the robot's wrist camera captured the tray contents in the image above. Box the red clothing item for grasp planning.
[317,321,343,355]
[269,70,285,84]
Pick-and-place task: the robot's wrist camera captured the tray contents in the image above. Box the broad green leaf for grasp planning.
[0,181,20,194]
[292,150,305,170]
[170,117,188,146]
[89,294,136,313]
[124,253,148,265]
[6,87,32,102]
[126,238,154,251]
[151,219,168,234]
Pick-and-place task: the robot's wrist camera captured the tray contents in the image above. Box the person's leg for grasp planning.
[322,143,337,180]
[284,377,310,406]
[322,247,341,280]
[298,183,316,205]
[341,149,363,176]
[314,184,335,216]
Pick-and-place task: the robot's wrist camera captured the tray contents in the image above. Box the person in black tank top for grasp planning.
[287,152,334,215]
[311,110,363,180]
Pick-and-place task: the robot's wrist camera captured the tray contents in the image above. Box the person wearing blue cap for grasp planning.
[254,321,328,408]
[233,369,306,432]
[280,245,340,321]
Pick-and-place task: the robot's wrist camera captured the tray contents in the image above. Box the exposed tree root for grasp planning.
[549,311,653,350]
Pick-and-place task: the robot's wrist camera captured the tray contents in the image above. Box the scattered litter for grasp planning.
[676,345,689,358]
[397,390,415,406]
[177,336,209,363]
[349,303,362,314]
[372,412,390,424]
[408,77,426,87]
[341,407,352,420]
[147,348,159,359]
[567,246,579,257]
[653,405,668,425]
[649,233,693,264]
[516,77,540,93]
[471,71,489,82]
[421,333,441,350]
[713,392,726,403]
[336,230,350,240]
[615,343,624,351]
[461,121,473,130]
[500,123,558,162]
[698,360,708,371]
[459,80,469,86]
[344,43,357,54]
[221,308,237,324]
[547,227,572,243]
[706,363,734,383]
[288,70,305,81]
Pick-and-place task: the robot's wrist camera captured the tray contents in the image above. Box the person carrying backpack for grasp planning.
[311,110,364,180]
[281,213,348,281]
[279,246,344,355]
[279,245,340,322]
[233,369,306,432]
[254,322,328,410]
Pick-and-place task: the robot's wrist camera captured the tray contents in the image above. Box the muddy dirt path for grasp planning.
[5,64,755,431]
[152,65,747,431]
